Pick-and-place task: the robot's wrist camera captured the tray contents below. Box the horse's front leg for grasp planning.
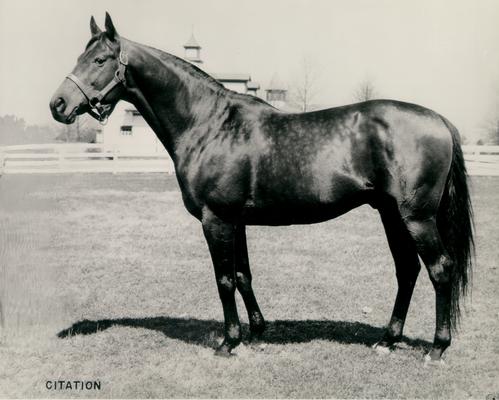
[235,225,266,341]
[202,208,241,356]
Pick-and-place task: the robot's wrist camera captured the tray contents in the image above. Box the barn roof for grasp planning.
[213,73,251,82]
[184,34,201,49]
[246,81,260,90]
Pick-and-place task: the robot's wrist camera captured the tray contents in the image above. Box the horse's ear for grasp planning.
[104,12,119,42]
[90,16,102,36]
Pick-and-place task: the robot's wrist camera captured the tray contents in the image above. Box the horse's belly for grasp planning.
[241,192,369,226]
[242,168,371,225]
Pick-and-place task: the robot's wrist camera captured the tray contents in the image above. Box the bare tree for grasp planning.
[485,117,499,145]
[0,115,59,145]
[290,57,320,112]
[482,87,499,145]
[353,78,378,102]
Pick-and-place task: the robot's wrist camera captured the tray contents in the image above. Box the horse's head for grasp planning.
[50,13,126,124]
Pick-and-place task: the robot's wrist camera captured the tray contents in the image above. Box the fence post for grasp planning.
[0,148,5,176]
[58,146,64,170]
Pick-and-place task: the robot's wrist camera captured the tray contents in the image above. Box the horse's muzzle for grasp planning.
[50,94,81,124]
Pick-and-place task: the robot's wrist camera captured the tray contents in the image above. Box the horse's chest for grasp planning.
[176,151,252,218]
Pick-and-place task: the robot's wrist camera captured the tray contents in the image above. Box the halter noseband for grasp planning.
[65,50,128,123]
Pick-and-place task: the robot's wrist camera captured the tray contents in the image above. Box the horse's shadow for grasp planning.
[57,316,431,352]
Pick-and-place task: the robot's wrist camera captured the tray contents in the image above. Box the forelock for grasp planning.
[85,33,102,50]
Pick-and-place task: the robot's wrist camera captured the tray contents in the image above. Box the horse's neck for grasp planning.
[123,39,228,158]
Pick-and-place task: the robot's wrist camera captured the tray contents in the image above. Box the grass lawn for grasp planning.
[0,173,498,398]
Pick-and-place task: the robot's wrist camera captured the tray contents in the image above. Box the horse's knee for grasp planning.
[235,271,252,292]
[217,275,236,299]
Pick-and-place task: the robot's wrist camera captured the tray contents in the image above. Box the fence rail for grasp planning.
[1,143,498,176]
[0,143,174,174]
[461,145,499,176]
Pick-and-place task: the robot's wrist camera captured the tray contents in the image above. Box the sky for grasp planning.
[0,0,498,141]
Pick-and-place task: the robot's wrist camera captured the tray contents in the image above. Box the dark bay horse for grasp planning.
[50,13,474,362]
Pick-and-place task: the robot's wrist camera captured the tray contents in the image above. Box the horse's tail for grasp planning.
[438,116,475,331]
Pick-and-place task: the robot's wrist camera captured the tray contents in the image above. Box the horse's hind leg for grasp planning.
[405,217,453,361]
[235,225,265,341]
[375,200,421,351]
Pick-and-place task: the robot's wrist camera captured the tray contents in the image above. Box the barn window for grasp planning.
[121,125,133,135]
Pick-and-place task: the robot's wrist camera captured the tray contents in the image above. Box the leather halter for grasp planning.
[65,50,128,123]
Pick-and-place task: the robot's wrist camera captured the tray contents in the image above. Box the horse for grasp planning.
[50,13,474,362]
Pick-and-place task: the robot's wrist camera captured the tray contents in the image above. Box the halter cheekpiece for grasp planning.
[66,50,128,124]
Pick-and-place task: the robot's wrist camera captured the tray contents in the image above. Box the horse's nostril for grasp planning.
[54,97,66,113]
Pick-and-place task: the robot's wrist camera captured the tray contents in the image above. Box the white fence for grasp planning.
[0,143,174,174]
[0,143,498,176]
[462,145,499,176]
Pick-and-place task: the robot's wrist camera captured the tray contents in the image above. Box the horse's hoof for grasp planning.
[423,353,446,367]
[214,343,235,357]
[249,340,267,352]
[372,342,391,355]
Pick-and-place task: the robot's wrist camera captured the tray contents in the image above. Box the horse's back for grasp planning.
[251,100,453,218]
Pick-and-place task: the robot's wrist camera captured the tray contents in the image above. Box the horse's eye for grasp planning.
[94,57,105,66]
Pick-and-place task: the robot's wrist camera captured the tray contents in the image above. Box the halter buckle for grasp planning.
[119,51,128,66]
[89,97,100,108]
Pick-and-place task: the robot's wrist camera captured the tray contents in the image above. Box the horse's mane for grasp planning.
[129,39,273,108]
